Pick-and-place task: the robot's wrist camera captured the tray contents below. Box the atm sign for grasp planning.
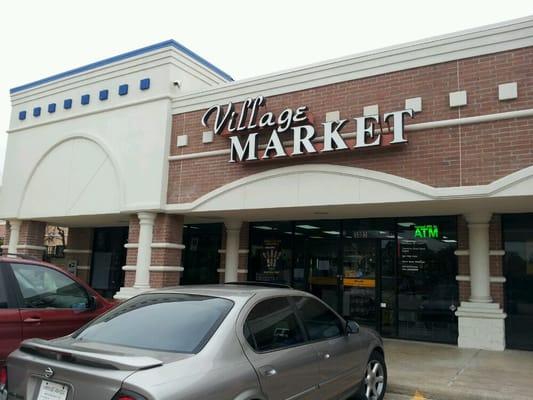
[414,225,439,239]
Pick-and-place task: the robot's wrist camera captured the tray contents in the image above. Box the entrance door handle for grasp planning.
[258,366,277,377]
[323,353,331,360]
[23,317,41,323]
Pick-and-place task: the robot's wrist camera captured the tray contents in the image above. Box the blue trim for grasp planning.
[99,89,109,100]
[10,39,233,94]
[64,99,72,109]
[48,103,56,113]
[118,84,128,96]
[19,111,27,120]
[140,78,150,90]
[81,94,90,105]
[33,107,41,117]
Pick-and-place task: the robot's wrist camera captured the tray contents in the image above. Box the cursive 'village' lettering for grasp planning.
[201,96,309,135]
[201,96,415,163]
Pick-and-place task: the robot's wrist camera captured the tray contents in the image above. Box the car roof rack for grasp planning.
[5,253,42,261]
[225,281,292,289]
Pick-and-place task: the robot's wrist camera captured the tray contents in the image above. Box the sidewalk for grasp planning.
[384,339,533,400]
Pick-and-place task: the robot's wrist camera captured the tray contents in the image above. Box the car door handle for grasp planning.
[23,317,41,323]
[258,366,277,377]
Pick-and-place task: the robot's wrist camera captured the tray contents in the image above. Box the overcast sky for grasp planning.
[2,0,532,178]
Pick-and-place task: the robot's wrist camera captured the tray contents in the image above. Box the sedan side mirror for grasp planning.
[346,320,360,335]
[87,296,98,311]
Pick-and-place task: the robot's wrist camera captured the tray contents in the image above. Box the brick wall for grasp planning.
[17,221,46,259]
[123,213,184,288]
[168,47,533,204]
[124,214,139,287]
[150,214,183,288]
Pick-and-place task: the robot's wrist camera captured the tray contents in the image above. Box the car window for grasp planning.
[0,268,8,308]
[293,296,344,341]
[245,296,305,352]
[73,293,233,353]
[11,263,90,309]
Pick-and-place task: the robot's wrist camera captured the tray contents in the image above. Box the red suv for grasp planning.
[0,257,114,365]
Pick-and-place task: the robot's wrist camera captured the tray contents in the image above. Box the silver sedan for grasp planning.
[3,284,387,400]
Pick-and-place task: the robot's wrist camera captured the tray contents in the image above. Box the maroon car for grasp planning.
[0,256,113,365]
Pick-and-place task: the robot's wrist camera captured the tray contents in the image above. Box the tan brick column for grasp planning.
[123,215,139,288]
[64,228,94,283]
[219,222,249,283]
[5,220,46,259]
[150,214,184,288]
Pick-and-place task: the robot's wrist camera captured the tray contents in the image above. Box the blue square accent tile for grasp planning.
[33,107,41,117]
[19,111,27,120]
[81,94,90,105]
[48,103,56,113]
[140,78,150,90]
[99,89,109,101]
[118,84,128,96]
[64,99,72,109]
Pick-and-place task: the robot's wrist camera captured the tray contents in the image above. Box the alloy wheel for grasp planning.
[363,359,385,400]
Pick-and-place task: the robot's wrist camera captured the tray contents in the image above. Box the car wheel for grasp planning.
[355,350,387,400]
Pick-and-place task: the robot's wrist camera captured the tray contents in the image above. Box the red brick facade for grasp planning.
[168,47,533,204]
[124,213,184,289]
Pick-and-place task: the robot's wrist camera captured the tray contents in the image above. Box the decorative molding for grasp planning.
[217,268,248,274]
[489,250,506,256]
[456,275,507,283]
[124,243,138,249]
[9,95,173,133]
[149,266,184,272]
[218,249,249,254]
[122,265,184,272]
[151,243,185,249]
[454,250,470,256]
[11,39,232,95]
[16,244,46,251]
[63,249,92,254]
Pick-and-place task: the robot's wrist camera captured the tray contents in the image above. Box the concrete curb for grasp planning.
[388,381,531,400]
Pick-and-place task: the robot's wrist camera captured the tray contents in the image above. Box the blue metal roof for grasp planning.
[10,39,233,94]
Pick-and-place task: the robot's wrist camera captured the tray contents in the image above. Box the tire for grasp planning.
[354,350,387,400]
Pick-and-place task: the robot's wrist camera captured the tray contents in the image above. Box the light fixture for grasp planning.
[254,225,275,230]
[296,224,320,230]
[323,231,340,235]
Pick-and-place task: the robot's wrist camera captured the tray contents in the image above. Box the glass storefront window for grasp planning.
[397,217,458,342]
[248,216,459,344]
[249,222,293,284]
[503,214,533,350]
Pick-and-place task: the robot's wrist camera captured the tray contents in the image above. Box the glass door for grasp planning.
[181,223,221,285]
[295,221,342,311]
[341,238,378,327]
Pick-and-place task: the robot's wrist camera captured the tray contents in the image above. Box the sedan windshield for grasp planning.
[73,293,233,353]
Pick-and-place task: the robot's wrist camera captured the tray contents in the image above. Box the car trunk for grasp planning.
[6,339,166,400]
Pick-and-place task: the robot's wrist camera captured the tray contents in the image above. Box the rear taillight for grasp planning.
[113,389,147,400]
[0,366,7,389]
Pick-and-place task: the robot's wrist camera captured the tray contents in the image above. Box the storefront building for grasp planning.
[2,17,533,351]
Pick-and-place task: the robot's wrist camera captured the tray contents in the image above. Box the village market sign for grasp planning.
[201,96,415,163]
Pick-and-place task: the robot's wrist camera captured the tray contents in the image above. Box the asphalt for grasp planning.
[383,339,533,400]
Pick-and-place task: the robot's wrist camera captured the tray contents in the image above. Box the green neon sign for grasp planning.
[414,224,439,239]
